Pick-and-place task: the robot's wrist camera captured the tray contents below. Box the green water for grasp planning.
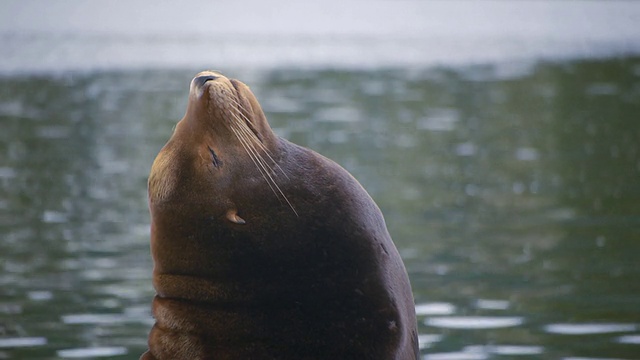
[1,57,639,359]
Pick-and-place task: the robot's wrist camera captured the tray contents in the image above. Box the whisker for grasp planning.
[233,124,274,185]
[229,121,298,217]
[226,96,250,114]
[229,124,278,194]
[229,104,290,180]
[229,125,278,197]
[230,123,279,196]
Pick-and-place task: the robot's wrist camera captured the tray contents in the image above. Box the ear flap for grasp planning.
[226,209,246,225]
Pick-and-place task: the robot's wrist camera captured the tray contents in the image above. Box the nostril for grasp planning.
[193,75,219,88]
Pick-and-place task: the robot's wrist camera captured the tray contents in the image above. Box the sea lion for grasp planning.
[141,71,418,359]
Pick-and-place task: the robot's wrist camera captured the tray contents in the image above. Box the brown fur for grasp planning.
[141,71,418,359]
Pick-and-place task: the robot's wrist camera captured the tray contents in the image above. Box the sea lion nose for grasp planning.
[193,75,219,88]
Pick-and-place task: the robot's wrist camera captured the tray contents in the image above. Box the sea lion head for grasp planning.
[148,71,285,222]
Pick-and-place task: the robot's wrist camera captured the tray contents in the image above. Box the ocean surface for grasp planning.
[1,0,640,73]
[1,1,640,359]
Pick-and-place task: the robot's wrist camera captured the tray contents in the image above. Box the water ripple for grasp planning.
[415,302,456,316]
[57,346,128,358]
[0,167,16,179]
[0,337,47,348]
[424,351,488,360]
[617,334,640,344]
[61,313,127,325]
[426,316,524,329]
[474,299,510,310]
[563,357,627,360]
[488,345,544,355]
[544,323,637,335]
[417,334,443,350]
[27,290,53,301]
[425,344,544,359]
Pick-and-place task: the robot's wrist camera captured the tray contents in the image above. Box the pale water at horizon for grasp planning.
[1,0,640,73]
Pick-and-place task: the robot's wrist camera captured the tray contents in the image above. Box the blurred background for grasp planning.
[1,1,639,359]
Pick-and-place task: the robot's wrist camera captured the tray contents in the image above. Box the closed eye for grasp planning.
[208,146,222,168]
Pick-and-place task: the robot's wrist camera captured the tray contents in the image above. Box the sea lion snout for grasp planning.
[193,74,220,89]
[189,71,226,99]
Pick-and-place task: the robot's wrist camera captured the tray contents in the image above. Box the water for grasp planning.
[1,1,640,72]
[1,60,639,360]
[1,1,640,359]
